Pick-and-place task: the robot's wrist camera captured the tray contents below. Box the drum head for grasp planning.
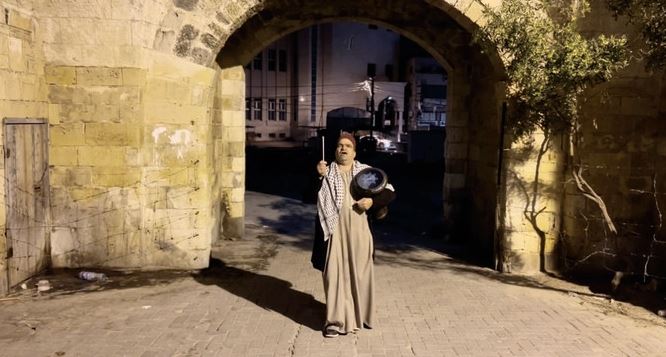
[352,167,387,197]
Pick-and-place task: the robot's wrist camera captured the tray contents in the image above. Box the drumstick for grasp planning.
[322,136,325,162]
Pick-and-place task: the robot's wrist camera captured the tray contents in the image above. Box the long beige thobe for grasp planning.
[323,170,375,333]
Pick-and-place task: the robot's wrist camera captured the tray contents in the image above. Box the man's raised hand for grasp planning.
[317,160,328,176]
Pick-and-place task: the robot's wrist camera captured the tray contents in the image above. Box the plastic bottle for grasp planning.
[36,280,51,292]
[78,271,108,282]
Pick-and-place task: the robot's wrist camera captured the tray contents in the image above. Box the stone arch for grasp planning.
[196,0,507,265]
[162,0,504,74]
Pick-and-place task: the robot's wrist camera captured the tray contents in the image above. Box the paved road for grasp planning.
[0,192,665,356]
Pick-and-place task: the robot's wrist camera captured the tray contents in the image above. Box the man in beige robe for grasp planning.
[316,133,375,337]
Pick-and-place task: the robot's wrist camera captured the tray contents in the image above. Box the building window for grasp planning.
[385,64,394,81]
[279,133,286,138]
[367,63,376,77]
[268,99,276,120]
[269,133,276,138]
[268,49,277,71]
[253,98,262,120]
[245,98,251,120]
[278,50,287,72]
[253,53,262,70]
[278,99,287,121]
[256,133,262,138]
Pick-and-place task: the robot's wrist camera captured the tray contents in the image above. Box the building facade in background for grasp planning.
[245,22,413,142]
[406,57,448,130]
[244,36,296,141]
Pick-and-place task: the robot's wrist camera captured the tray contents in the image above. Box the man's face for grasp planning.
[335,138,356,165]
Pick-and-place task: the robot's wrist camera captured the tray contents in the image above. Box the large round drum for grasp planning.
[352,167,388,198]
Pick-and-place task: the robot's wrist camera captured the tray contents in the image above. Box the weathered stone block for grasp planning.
[92,167,141,187]
[227,142,244,157]
[230,157,245,172]
[50,167,92,186]
[227,201,244,218]
[8,38,25,72]
[191,85,209,106]
[446,143,467,160]
[125,148,141,167]
[58,103,94,123]
[224,126,245,142]
[50,123,86,146]
[621,96,657,116]
[166,186,208,209]
[0,35,7,55]
[0,54,8,69]
[78,146,127,166]
[50,227,77,267]
[49,146,78,166]
[220,66,244,81]
[45,66,76,85]
[143,209,199,231]
[221,110,244,127]
[152,134,208,161]
[144,103,209,124]
[220,79,244,96]
[76,67,123,86]
[85,123,139,146]
[220,172,235,188]
[143,167,193,187]
[143,187,168,210]
[47,86,75,104]
[221,96,243,111]
[144,78,170,103]
[229,188,243,202]
[190,67,216,86]
[166,81,191,102]
[120,101,143,121]
[444,173,465,190]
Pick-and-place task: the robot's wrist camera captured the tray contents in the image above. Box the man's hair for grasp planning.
[338,131,356,149]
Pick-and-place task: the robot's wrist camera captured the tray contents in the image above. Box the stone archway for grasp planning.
[195,0,507,266]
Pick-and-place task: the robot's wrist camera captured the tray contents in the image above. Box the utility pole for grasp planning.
[369,76,375,138]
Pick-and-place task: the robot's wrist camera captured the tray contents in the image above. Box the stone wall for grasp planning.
[3,0,660,283]
[500,132,565,273]
[214,65,245,241]
[32,0,220,269]
[45,54,219,269]
[0,1,49,294]
[560,1,666,279]
[462,54,505,267]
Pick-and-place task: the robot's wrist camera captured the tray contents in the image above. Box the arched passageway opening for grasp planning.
[210,0,506,267]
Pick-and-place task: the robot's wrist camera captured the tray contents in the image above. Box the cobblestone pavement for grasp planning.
[1,192,665,357]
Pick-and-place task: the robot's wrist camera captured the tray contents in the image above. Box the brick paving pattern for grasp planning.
[0,193,665,356]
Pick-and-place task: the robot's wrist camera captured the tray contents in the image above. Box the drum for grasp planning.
[351,167,394,220]
[351,167,388,198]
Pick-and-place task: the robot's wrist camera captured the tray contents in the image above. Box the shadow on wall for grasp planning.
[501,133,564,273]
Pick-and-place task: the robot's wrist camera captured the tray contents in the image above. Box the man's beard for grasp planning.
[337,153,351,163]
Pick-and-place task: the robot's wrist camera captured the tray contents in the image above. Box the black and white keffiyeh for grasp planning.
[317,160,370,241]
